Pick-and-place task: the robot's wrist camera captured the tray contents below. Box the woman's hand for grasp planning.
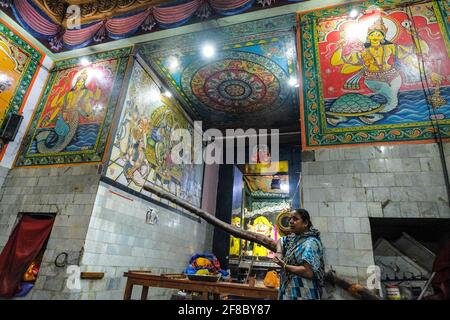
[272,256,286,268]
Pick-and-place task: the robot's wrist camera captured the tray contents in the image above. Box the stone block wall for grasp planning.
[301,143,450,285]
[0,165,101,299]
[77,182,213,300]
[0,162,216,299]
[0,166,8,193]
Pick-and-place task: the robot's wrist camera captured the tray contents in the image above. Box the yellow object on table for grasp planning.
[195,269,210,275]
[263,271,280,288]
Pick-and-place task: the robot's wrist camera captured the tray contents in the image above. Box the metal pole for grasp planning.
[418,272,436,300]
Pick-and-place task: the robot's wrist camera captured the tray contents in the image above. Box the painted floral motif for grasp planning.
[181,50,289,115]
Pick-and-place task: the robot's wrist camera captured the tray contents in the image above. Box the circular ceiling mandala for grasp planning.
[181,51,289,114]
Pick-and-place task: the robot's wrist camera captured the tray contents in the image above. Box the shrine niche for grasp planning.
[229,161,291,258]
[298,0,450,149]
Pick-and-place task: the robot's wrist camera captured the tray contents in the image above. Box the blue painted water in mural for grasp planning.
[325,86,450,128]
[29,124,99,154]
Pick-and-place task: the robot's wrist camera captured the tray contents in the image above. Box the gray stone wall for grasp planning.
[78,182,213,300]
[0,165,101,299]
[0,166,8,194]
[301,143,450,286]
[0,165,215,300]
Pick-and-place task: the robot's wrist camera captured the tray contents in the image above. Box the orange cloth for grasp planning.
[263,271,280,288]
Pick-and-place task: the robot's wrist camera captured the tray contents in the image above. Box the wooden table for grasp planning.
[123,271,278,300]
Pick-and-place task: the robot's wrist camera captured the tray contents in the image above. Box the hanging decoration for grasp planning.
[3,0,309,52]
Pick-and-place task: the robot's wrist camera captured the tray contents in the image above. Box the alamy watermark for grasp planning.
[66,5,81,30]
[366,265,382,293]
[170,121,280,165]
[66,265,81,290]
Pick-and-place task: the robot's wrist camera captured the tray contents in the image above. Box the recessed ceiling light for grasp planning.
[149,88,161,102]
[163,91,172,98]
[80,58,90,66]
[349,9,359,18]
[202,44,215,58]
[288,77,298,87]
[168,57,179,71]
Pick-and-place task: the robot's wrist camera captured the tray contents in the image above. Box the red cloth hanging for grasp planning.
[0,215,55,298]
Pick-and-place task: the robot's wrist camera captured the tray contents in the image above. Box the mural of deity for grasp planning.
[299,0,450,148]
[107,61,203,208]
[15,47,130,166]
[0,33,29,120]
[247,216,276,257]
[0,19,42,160]
[229,216,242,256]
[35,67,109,154]
[327,16,443,126]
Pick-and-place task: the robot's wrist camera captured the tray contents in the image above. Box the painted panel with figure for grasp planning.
[0,19,43,159]
[106,61,203,208]
[15,47,131,166]
[298,0,450,149]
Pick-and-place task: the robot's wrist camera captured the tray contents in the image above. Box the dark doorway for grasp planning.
[0,213,55,298]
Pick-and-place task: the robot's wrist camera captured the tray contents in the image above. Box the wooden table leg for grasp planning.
[141,286,149,300]
[201,291,209,300]
[123,281,133,300]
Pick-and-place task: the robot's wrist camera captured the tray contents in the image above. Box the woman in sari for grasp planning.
[273,209,325,300]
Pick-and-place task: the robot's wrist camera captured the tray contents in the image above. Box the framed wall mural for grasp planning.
[106,60,204,208]
[15,47,131,166]
[298,0,450,149]
[0,18,43,159]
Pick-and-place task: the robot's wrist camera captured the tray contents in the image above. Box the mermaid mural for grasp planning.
[15,48,130,167]
[32,62,116,157]
[36,70,100,153]
[327,16,444,126]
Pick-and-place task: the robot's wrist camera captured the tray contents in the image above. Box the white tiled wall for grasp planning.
[302,143,450,286]
[77,182,213,300]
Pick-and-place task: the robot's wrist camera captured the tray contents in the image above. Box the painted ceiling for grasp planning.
[137,14,300,131]
[0,0,307,52]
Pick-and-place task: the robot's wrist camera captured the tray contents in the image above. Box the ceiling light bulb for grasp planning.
[349,9,359,18]
[288,77,298,87]
[149,88,161,102]
[163,91,172,98]
[80,58,90,66]
[168,57,179,71]
[202,44,215,58]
